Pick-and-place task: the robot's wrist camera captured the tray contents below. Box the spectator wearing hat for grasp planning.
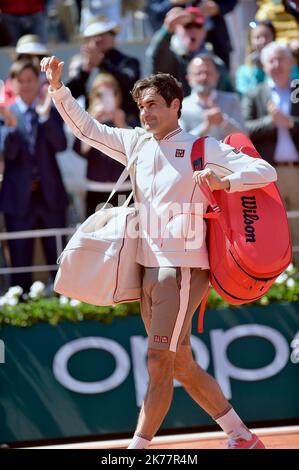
[14,33,50,60]
[180,53,245,139]
[14,34,51,102]
[145,1,237,68]
[78,0,122,34]
[146,5,233,96]
[0,34,50,109]
[66,15,140,122]
[0,60,68,291]
[0,0,47,45]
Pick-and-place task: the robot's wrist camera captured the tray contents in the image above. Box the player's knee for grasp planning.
[174,363,192,384]
[174,351,196,384]
[147,348,175,381]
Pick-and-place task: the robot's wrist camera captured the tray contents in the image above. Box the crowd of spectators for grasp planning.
[0,0,299,291]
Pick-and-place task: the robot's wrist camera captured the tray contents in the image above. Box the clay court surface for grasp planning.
[31,425,299,450]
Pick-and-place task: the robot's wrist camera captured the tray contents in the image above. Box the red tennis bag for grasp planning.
[190,133,292,332]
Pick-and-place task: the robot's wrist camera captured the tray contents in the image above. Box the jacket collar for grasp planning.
[160,127,183,141]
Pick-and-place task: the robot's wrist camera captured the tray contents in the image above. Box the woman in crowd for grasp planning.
[73,72,136,217]
[235,20,276,96]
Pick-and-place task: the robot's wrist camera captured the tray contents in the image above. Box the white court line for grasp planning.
[26,425,299,449]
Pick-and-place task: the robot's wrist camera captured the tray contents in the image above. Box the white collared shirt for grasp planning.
[15,96,37,113]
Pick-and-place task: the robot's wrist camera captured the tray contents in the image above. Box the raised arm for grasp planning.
[40,56,135,166]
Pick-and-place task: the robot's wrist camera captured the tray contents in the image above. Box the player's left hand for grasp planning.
[193,168,230,191]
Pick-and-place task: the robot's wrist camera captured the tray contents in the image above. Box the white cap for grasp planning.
[16,34,49,56]
[83,16,120,38]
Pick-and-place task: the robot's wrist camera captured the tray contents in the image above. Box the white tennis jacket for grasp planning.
[50,85,277,268]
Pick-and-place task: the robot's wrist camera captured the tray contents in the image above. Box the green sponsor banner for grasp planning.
[0,303,298,443]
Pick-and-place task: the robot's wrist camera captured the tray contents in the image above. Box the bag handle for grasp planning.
[190,137,231,238]
[190,137,222,212]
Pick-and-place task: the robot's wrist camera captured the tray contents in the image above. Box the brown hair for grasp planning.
[131,73,184,118]
[245,21,276,66]
[10,59,39,79]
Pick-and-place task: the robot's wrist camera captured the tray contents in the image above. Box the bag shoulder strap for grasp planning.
[125,132,152,205]
[127,132,152,170]
[101,132,152,210]
[101,166,131,209]
[190,137,223,221]
[190,135,207,171]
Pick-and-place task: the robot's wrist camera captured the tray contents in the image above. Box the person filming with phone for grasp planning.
[73,73,136,217]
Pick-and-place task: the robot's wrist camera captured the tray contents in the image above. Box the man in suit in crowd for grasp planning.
[242,41,299,266]
[0,60,68,291]
[180,53,245,139]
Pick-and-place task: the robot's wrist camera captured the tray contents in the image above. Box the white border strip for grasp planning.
[169,268,191,353]
[25,425,299,449]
